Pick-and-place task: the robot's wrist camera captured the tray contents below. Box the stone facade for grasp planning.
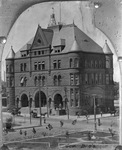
[6,14,114,115]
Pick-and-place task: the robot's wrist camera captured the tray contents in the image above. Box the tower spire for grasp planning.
[48,7,57,27]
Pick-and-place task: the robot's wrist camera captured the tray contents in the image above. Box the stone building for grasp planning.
[6,11,114,115]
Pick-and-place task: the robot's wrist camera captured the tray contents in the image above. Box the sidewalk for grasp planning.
[2,112,114,130]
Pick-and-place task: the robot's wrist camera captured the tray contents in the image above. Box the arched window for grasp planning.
[58,75,61,86]
[95,60,98,68]
[20,77,24,86]
[99,73,102,84]
[74,58,79,68]
[24,77,27,86]
[69,58,73,68]
[42,76,45,86]
[38,62,41,70]
[54,75,57,86]
[34,76,38,86]
[91,73,94,84]
[91,60,94,68]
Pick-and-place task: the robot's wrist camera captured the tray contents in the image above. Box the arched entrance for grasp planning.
[54,94,63,109]
[21,94,28,107]
[35,91,46,108]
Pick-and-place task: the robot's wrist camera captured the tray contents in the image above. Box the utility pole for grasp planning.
[29,92,32,124]
[38,75,42,126]
[93,95,97,132]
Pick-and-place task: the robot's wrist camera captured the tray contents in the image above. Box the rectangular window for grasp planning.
[75,89,79,107]
[106,74,109,84]
[24,63,26,71]
[38,51,41,55]
[34,62,38,70]
[7,77,9,87]
[42,61,45,70]
[6,65,9,72]
[53,60,57,69]
[34,51,37,55]
[75,74,79,85]
[85,73,88,84]
[70,74,74,85]
[58,60,61,68]
[70,88,74,107]
[95,74,98,84]
[20,63,23,71]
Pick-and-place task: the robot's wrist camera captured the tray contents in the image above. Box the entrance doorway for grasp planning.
[54,94,63,110]
[21,94,28,107]
[35,91,46,108]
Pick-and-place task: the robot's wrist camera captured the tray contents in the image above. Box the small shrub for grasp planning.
[5,116,13,130]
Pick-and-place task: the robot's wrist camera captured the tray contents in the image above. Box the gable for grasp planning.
[31,25,53,49]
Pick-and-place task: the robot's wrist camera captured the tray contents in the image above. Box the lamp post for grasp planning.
[118,56,122,145]
[29,92,32,124]
[38,75,42,126]
[46,87,49,118]
[64,87,69,120]
[93,94,97,132]
[0,36,7,147]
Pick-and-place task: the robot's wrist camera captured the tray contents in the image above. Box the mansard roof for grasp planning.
[6,46,15,59]
[103,40,113,54]
[51,24,103,53]
[16,23,105,58]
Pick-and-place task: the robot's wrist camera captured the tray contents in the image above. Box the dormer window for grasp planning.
[34,51,37,55]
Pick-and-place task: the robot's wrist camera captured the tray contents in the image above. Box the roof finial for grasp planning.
[105,39,107,43]
[73,19,74,25]
[48,7,57,27]
[52,7,54,14]
[11,46,13,50]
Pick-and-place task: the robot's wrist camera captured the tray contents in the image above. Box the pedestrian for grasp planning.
[44,117,46,124]
[77,112,80,118]
[88,131,91,140]
[100,111,103,117]
[60,120,64,127]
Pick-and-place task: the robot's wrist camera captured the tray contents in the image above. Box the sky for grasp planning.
[1,1,122,82]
